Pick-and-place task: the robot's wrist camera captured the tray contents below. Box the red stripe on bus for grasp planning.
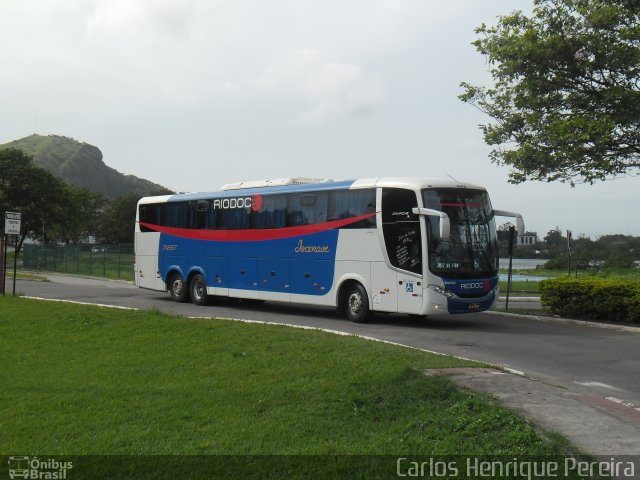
[138,212,377,242]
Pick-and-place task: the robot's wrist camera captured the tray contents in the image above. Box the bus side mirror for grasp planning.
[412,208,451,241]
[493,210,525,236]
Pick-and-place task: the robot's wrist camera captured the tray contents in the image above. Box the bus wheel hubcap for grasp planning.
[348,293,362,314]
[173,279,183,295]
[195,281,204,299]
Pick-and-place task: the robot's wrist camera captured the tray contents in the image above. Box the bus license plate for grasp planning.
[468,303,480,310]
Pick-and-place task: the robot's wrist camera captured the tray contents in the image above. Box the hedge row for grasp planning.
[539,277,640,323]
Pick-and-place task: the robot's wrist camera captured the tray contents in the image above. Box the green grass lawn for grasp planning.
[0,297,583,476]
[499,280,542,296]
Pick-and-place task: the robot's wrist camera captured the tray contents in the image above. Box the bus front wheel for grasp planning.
[169,272,188,303]
[344,283,370,323]
[189,273,208,306]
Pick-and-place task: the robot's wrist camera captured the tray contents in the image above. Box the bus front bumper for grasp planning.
[424,284,498,315]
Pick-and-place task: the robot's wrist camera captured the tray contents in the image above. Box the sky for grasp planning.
[1,0,638,239]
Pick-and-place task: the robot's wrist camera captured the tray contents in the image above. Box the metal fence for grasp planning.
[23,243,134,281]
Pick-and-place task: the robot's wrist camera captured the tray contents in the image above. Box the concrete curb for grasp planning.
[499,296,540,301]
[488,310,640,334]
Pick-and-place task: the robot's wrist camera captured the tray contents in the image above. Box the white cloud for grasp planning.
[86,0,195,41]
[224,49,385,124]
[298,73,385,125]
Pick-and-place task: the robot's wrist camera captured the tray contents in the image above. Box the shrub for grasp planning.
[625,284,640,323]
[540,277,640,323]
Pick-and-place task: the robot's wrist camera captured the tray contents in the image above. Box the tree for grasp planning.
[0,148,68,254]
[460,0,640,184]
[98,192,141,244]
[596,234,638,268]
[544,227,566,254]
[49,185,105,244]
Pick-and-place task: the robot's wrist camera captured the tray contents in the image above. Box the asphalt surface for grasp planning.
[12,274,640,458]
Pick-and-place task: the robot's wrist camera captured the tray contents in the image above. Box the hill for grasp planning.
[0,134,170,198]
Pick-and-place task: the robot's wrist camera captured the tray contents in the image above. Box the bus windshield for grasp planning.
[422,188,499,279]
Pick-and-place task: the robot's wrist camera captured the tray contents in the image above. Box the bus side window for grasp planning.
[139,203,161,231]
[329,189,376,228]
[197,201,208,229]
[139,205,152,232]
[251,195,287,229]
[287,193,328,226]
[189,201,209,229]
[207,201,218,229]
[219,208,250,229]
[163,202,190,229]
[381,188,421,274]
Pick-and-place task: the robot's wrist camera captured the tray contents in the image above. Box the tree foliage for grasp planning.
[497,223,640,269]
[51,185,105,244]
[0,148,68,253]
[460,0,640,184]
[97,192,141,244]
[543,230,640,268]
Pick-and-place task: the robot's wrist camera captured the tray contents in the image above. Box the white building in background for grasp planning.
[517,232,538,246]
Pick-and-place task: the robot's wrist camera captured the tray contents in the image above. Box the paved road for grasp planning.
[16,275,640,409]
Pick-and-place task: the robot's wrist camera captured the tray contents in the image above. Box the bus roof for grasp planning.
[138,177,487,204]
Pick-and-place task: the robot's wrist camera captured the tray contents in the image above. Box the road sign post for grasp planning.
[0,234,5,295]
[5,212,21,235]
[505,226,515,310]
[4,212,21,296]
[13,235,18,295]
[567,229,572,276]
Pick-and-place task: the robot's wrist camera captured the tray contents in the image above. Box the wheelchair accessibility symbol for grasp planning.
[406,282,414,293]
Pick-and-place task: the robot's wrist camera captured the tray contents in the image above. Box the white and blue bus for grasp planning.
[135,177,523,322]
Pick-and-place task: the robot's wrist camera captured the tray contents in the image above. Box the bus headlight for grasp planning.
[428,285,457,299]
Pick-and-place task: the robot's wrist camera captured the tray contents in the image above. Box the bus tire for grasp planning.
[168,272,188,303]
[189,273,208,306]
[344,283,370,323]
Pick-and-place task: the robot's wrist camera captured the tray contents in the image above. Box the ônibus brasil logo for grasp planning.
[8,456,73,479]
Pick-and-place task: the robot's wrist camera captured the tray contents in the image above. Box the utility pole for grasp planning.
[505,226,515,310]
[575,237,579,278]
[567,230,572,276]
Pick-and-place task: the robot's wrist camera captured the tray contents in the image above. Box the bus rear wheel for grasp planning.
[344,283,370,323]
[169,272,188,303]
[189,273,208,306]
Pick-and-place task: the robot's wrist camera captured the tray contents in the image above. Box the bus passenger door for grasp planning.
[380,188,424,315]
